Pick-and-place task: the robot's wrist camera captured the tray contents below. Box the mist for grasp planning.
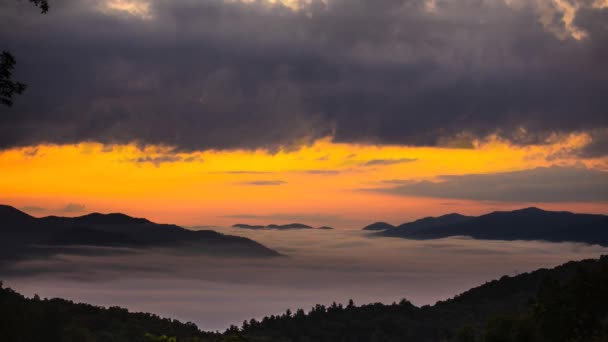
[2,227,606,331]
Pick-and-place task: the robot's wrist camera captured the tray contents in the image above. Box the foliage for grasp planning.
[28,0,49,13]
[0,282,217,342]
[1,0,49,107]
[0,51,26,107]
[481,256,608,342]
[224,256,608,341]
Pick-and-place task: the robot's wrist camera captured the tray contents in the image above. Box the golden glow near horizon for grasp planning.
[1,134,607,228]
[238,0,322,10]
[102,0,152,19]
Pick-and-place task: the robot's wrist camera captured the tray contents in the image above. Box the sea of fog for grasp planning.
[2,227,607,331]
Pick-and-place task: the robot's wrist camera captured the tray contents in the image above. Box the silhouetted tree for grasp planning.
[1,0,49,107]
[29,0,49,13]
[0,52,26,107]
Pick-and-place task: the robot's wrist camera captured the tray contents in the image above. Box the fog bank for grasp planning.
[2,228,606,331]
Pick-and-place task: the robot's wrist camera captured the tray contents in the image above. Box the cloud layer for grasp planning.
[2,227,606,330]
[371,166,608,202]
[1,0,607,153]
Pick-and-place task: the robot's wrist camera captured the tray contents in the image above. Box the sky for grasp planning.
[1,0,607,227]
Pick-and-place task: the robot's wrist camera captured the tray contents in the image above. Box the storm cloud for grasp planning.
[371,166,608,202]
[1,0,607,152]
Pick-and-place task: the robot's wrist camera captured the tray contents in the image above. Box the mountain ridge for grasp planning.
[232,223,332,230]
[0,205,281,263]
[362,222,395,231]
[372,207,608,246]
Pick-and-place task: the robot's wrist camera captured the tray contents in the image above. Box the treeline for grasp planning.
[1,255,607,341]
[226,255,608,341]
[479,258,608,342]
[0,283,215,342]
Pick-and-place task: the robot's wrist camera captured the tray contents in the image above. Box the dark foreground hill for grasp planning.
[0,282,216,342]
[0,205,280,265]
[230,255,608,342]
[373,207,608,246]
[1,256,607,341]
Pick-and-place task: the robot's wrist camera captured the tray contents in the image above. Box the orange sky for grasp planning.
[1,134,607,228]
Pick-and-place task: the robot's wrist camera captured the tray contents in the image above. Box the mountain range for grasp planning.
[0,205,280,265]
[232,223,334,230]
[366,207,608,246]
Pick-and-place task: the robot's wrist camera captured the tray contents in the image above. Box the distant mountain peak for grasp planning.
[234,223,313,230]
[362,222,395,231]
[381,207,608,246]
[73,212,151,225]
[513,207,546,213]
[387,213,474,234]
[233,223,266,229]
[439,213,469,218]
[0,205,34,223]
[0,203,281,259]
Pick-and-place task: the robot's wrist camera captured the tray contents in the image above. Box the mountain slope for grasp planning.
[233,223,314,230]
[0,205,281,264]
[379,207,608,246]
[362,222,395,231]
[0,282,216,342]
[0,205,35,227]
[382,213,473,236]
[231,255,608,342]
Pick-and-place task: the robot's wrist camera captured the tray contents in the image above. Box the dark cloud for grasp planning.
[211,171,272,174]
[128,154,202,167]
[210,169,340,175]
[368,166,608,202]
[240,180,287,186]
[578,129,608,158]
[1,0,607,153]
[22,148,39,157]
[301,169,341,175]
[362,158,418,166]
[60,203,86,213]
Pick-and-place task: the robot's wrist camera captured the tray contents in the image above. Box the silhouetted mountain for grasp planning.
[232,224,265,229]
[74,212,151,225]
[383,213,473,236]
[380,207,608,246]
[46,226,141,247]
[2,256,606,341]
[234,223,313,230]
[362,222,395,231]
[317,226,334,230]
[0,205,35,227]
[0,205,280,265]
[272,223,312,229]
